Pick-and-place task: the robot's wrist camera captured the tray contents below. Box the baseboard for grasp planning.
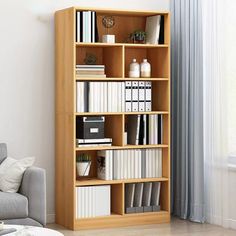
[229,219,236,230]
[47,213,55,223]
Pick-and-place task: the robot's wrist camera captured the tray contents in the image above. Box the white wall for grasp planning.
[0,0,169,223]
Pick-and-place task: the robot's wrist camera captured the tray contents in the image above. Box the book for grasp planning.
[142,182,152,207]
[125,183,135,208]
[76,185,111,218]
[127,115,141,145]
[77,138,112,144]
[145,15,161,44]
[133,183,144,207]
[151,182,161,206]
[158,15,165,44]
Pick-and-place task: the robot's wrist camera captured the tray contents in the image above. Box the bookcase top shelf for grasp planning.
[76,177,169,186]
[61,6,169,16]
[75,42,169,48]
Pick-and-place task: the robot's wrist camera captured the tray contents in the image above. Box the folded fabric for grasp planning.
[0,157,35,193]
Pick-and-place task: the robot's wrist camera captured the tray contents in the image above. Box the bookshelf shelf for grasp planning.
[55,6,170,230]
[75,77,169,81]
[75,111,169,116]
[75,144,169,151]
[75,177,169,186]
[76,42,169,48]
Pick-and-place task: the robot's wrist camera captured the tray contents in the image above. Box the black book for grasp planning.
[95,12,99,42]
[146,115,149,144]
[139,115,144,145]
[158,15,164,44]
[158,115,162,144]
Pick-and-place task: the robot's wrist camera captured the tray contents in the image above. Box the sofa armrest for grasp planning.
[19,167,46,226]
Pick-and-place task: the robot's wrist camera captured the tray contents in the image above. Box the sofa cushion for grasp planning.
[0,143,7,164]
[0,191,28,219]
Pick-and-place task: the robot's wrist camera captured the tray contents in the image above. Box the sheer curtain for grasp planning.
[203,0,236,228]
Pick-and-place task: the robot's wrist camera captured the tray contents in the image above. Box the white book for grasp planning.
[104,82,108,112]
[108,150,113,180]
[88,187,91,217]
[120,150,124,179]
[147,149,152,178]
[134,150,139,178]
[81,187,84,218]
[95,185,111,217]
[145,15,161,44]
[123,150,128,179]
[127,150,130,179]
[138,149,142,178]
[92,11,95,43]
[76,12,80,42]
[121,82,125,112]
[113,151,118,179]
[137,149,141,178]
[88,82,93,112]
[87,11,92,43]
[153,149,157,177]
[76,188,78,218]
[158,148,162,177]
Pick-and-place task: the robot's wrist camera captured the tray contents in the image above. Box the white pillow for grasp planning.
[0,156,35,193]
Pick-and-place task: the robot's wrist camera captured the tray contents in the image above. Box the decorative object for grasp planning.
[102,15,115,43]
[129,59,140,78]
[76,153,91,176]
[140,59,151,78]
[130,30,146,44]
[84,53,97,65]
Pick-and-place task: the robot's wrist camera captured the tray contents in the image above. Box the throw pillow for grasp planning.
[0,157,35,193]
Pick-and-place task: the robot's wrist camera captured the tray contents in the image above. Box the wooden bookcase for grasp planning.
[55,7,170,230]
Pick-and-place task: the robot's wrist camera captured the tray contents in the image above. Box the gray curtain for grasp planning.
[171,0,205,222]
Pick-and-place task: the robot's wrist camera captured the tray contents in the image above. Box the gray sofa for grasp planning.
[0,143,46,227]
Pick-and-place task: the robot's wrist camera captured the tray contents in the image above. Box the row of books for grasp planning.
[125,81,152,112]
[76,185,110,218]
[76,81,152,112]
[127,114,163,145]
[76,65,106,78]
[76,11,98,43]
[97,149,162,180]
[125,182,161,213]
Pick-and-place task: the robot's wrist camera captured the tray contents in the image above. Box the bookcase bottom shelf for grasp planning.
[74,211,170,230]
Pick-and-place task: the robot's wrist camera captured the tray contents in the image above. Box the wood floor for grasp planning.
[48,218,236,236]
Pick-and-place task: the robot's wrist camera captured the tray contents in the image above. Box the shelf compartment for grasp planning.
[76,114,123,147]
[125,47,169,78]
[76,45,123,78]
[76,177,169,186]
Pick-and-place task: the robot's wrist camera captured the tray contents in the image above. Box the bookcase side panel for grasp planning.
[55,7,76,229]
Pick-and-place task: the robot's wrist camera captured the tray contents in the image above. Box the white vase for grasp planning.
[76,161,91,176]
[129,59,140,78]
[141,59,151,78]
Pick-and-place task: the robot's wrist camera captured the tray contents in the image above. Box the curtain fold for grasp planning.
[171,0,205,222]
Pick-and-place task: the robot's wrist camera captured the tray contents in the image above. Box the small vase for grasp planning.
[76,161,91,176]
[141,59,151,78]
[129,59,140,78]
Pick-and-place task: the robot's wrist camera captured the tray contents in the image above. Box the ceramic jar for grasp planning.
[129,59,140,78]
[140,59,151,78]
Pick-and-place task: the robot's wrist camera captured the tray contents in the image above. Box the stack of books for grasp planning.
[127,114,163,145]
[76,65,106,78]
[97,149,162,180]
[76,185,110,218]
[76,11,98,43]
[125,182,161,213]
